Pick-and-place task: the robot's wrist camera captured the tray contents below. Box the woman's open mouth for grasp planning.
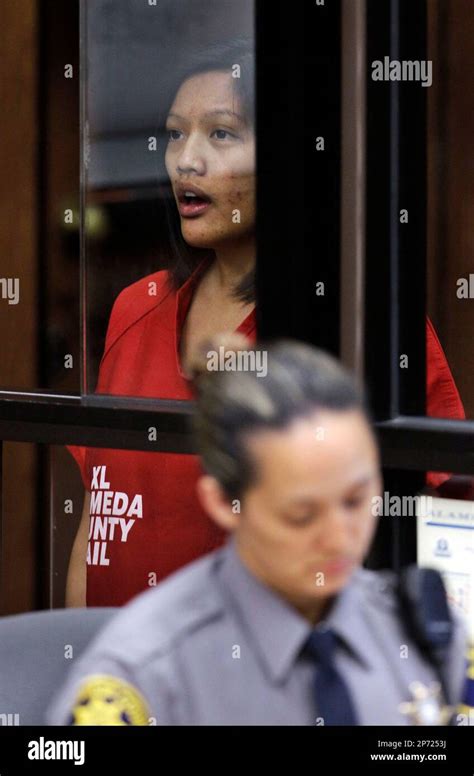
[177,190,212,218]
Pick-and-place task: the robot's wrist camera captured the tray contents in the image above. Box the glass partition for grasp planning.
[0,1,80,394]
[81,0,256,396]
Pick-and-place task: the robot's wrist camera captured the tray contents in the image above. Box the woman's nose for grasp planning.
[317,508,351,552]
[176,135,206,175]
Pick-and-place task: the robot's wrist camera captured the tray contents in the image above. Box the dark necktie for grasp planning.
[305,628,358,725]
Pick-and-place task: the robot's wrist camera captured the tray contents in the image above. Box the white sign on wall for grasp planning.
[417,496,474,640]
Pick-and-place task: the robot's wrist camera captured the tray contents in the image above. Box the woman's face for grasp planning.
[233,409,382,616]
[165,70,256,249]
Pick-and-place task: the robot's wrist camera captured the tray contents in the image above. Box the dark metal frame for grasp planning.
[0,394,195,453]
[0,391,473,473]
[365,0,474,474]
[1,0,473,592]
[364,0,474,571]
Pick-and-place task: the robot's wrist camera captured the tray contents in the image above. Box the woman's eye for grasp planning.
[286,513,313,526]
[344,495,365,510]
[211,129,235,140]
[167,129,182,141]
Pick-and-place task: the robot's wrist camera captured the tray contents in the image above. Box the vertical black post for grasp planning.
[256,0,341,354]
[365,0,426,571]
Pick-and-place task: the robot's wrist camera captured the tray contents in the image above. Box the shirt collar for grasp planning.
[216,539,310,683]
[216,539,370,683]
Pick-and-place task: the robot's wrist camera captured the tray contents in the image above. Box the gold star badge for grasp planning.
[399,681,453,726]
[70,675,150,726]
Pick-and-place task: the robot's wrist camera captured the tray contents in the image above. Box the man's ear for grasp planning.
[196,475,240,533]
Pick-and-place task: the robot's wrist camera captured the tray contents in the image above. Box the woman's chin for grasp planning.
[180,229,214,250]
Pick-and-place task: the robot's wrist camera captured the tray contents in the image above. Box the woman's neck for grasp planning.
[211,237,256,294]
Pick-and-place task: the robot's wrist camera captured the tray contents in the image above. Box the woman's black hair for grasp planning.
[162,37,255,304]
[192,338,372,501]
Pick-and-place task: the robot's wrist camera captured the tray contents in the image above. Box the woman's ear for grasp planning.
[196,475,240,533]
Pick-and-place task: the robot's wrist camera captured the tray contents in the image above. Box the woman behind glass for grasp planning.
[67,38,257,607]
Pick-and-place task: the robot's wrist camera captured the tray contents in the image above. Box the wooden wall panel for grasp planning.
[0,0,39,612]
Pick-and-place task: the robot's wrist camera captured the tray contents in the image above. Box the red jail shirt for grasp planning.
[68,260,255,606]
[67,261,463,606]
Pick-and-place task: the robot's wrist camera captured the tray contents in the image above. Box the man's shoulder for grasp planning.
[103,269,174,358]
[87,549,227,667]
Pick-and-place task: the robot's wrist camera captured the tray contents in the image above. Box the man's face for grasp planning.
[235,409,382,614]
[165,70,256,249]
